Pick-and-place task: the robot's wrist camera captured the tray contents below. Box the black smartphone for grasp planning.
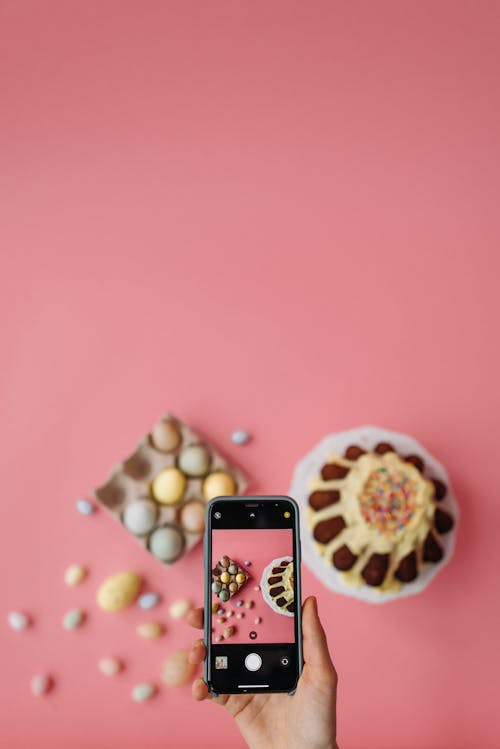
[204,495,302,695]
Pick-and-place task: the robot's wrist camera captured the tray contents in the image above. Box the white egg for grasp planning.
[8,611,30,631]
[123,499,158,535]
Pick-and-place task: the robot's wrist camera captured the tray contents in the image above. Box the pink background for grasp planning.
[1,1,499,748]
[211,528,294,644]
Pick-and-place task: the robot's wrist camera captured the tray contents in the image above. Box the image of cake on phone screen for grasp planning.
[211,528,295,644]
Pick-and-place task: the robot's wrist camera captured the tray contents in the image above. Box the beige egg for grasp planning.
[161,649,195,687]
[203,472,236,501]
[64,564,87,587]
[151,467,186,505]
[136,621,164,639]
[98,657,123,676]
[169,599,191,620]
[180,501,205,534]
[151,420,181,452]
[96,571,142,612]
[178,444,211,477]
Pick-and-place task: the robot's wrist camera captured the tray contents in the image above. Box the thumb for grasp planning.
[301,596,337,682]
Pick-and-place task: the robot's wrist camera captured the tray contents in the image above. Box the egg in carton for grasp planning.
[94,414,248,565]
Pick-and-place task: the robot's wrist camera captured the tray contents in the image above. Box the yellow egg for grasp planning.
[202,472,236,501]
[220,571,230,584]
[235,573,246,584]
[151,467,186,505]
[136,621,164,639]
[96,571,142,612]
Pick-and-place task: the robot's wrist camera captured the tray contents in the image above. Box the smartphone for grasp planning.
[204,495,302,695]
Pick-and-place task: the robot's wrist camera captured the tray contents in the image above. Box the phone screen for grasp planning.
[205,496,301,694]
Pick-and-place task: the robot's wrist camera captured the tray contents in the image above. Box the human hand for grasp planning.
[187,596,339,749]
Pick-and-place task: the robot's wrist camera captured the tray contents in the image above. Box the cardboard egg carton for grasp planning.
[94,413,248,566]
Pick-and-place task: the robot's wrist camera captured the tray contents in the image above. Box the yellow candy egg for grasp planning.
[151,467,186,505]
[220,571,230,584]
[96,571,142,612]
[202,472,236,501]
[235,573,246,584]
[136,621,164,639]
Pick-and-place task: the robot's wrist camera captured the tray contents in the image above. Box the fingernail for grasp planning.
[311,595,318,613]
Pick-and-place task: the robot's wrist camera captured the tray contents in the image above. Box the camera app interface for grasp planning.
[211,527,295,647]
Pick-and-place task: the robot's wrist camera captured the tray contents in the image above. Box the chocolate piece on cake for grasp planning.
[308,490,341,510]
[332,545,357,571]
[344,445,366,460]
[264,556,294,615]
[434,508,454,534]
[431,478,447,501]
[362,553,389,586]
[423,532,444,563]
[374,442,395,455]
[394,551,418,583]
[405,454,425,473]
[321,463,350,480]
[313,516,346,544]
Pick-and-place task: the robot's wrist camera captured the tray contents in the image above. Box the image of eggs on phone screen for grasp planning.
[211,528,295,644]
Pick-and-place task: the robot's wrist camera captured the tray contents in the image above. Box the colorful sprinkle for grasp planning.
[359,467,418,534]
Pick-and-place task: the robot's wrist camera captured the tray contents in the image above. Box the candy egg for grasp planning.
[132,683,156,702]
[244,561,252,566]
[203,472,236,501]
[169,599,191,620]
[228,565,237,574]
[178,444,211,477]
[64,564,87,586]
[216,608,224,615]
[123,499,158,535]
[245,601,254,609]
[217,616,225,623]
[235,573,246,584]
[8,611,30,631]
[219,589,230,602]
[76,498,95,516]
[212,581,221,594]
[63,608,85,630]
[226,610,233,618]
[223,626,234,639]
[231,430,251,445]
[229,582,238,593]
[179,501,205,534]
[254,585,261,591]
[98,657,122,676]
[254,617,262,624]
[97,571,142,611]
[30,674,52,697]
[236,612,244,619]
[236,601,243,607]
[211,602,219,613]
[151,467,186,505]
[138,592,160,610]
[151,419,181,452]
[161,649,195,687]
[220,556,230,568]
[149,526,184,563]
[220,572,230,584]
[215,635,223,642]
[137,621,164,639]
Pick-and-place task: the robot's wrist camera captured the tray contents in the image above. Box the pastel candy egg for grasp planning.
[76,498,95,515]
[8,611,30,631]
[203,472,236,501]
[219,589,230,602]
[132,683,156,702]
[161,649,195,687]
[236,612,243,619]
[229,582,238,593]
[97,571,142,611]
[228,564,238,574]
[30,674,52,697]
[236,600,243,607]
[98,657,122,676]
[235,573,246,584]
[150,419,181,452]
[231,430,251,445]
[63,608,85,630]
[64,564,87,586]
[123,498,158,535]
[226,610,233,618]
[223,626,234,638]
[180,501,205,534]
[254,617,262,624]
[220,556,230,568]
[211,602,219,613]
[137,621,164,639]
[148,526,184,563]
[212,581,221,593]
[151,467,186,505]
[138,592,160,610]
[169,599,191,620]
[215,635,223,642]
[245,600,254,609]
[178,444,211,477]
[220,571,230,584]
